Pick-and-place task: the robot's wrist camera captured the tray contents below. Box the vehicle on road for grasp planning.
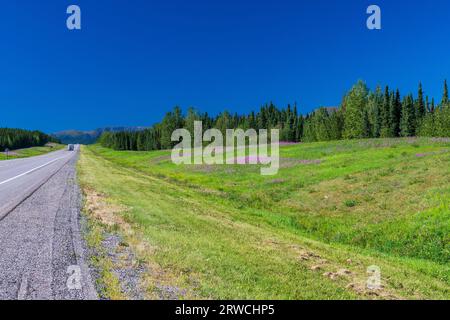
[67,144,75,151]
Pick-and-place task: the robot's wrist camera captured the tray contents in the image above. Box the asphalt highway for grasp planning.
[0,147,97,300]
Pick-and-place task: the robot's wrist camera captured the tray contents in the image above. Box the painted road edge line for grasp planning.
[0,156,68,186]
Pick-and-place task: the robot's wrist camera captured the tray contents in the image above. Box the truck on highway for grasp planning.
[67,144,75,151]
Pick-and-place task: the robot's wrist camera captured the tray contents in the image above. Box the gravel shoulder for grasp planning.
[0,155,97,300]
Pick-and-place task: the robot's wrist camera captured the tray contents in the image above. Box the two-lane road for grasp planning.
[0,149,73,219]
[0,147,97,300]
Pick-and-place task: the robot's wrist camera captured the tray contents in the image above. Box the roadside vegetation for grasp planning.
[78,138,450,300]
[0,143,65,160]
[0,128,59,152]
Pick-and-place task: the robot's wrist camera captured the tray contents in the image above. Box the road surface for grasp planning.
[0,147,97,300]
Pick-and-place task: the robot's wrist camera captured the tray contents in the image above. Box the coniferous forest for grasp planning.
[99,80,450,151]
[0,128,58,152]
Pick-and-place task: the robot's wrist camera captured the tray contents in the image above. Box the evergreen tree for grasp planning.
[160,106,184,149]
[416,83,426,117]
[415,83,426,133]
[215,111,233,135]
[303,108,344,142]
[442,79,449,106]
[380,86,391,137]
[362,108,371,138]
[343,81,369,139]
[400,95,416,137]
[417,112,436,137]
[389,89,402,137]
[366,87,382,138]
[434,104,450,137]
[297,115,304,141]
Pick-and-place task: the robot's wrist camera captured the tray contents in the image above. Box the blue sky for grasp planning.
[1,0,450,133]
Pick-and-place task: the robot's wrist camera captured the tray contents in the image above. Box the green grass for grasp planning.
[78,137,450,299]
[0,143,65,160]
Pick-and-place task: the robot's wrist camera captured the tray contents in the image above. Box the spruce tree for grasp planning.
[415,83,426,134]
[297,115,304,141]
[416,83,426,119]
[184,107,200,142]
[379,86,391,137]
[390,89,402,137]
[441,79,449,106]
[369,86,383,138]
[292,104,299,141]
[362,109,371,138]
[387,91,395,137]
[400,95,416,137]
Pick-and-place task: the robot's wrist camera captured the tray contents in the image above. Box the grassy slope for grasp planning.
[0,144,65,160]
[78,138,450,299]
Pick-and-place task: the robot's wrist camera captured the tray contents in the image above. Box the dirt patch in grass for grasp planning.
[84,187,129,228]
[83,187,144,299]
[82,185,194,300]
[261,238,401,299]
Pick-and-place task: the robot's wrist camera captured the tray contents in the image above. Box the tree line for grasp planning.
[0,128,58,152]
[99,103,304,151]
[99,80,450,151]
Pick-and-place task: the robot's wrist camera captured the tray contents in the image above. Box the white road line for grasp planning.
[0,156,68,186]
[17,274,28,300]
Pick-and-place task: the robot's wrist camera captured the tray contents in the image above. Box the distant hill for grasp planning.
[313,106,338,115]
[52,127,147,145]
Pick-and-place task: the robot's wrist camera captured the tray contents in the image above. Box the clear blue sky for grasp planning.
[1,0,450,133]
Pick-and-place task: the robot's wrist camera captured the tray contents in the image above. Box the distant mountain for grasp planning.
[52,127,147,145]
[313,106,339,115]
